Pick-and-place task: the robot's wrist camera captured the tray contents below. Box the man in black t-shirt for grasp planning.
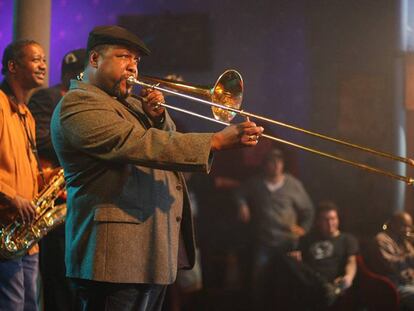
[262,201,358,310]
[299,201,358,291]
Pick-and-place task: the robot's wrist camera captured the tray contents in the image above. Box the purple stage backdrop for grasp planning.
[0,0,310,139]
[0,0,210,85]
[0,0,14,59]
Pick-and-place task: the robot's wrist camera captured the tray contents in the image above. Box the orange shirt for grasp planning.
[0,89,39,254]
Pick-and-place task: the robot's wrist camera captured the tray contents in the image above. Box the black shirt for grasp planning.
[28,84,63,166]
[300,231,359,282]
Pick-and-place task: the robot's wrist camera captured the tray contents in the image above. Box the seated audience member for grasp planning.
[376,212,414,310]
[262,201,358,310]
[300,201,358,290]
[236,150,313,270]
[299,201,358,303]
[235,148,314,309]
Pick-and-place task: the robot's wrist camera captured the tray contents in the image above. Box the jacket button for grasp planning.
[176,216,182,222]
[176,185,182,191]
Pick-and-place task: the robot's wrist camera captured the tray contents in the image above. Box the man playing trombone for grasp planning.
[50,25,263,311]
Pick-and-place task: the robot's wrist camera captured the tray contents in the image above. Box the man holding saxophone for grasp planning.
[0,39,47,311]
[51,25,263,310]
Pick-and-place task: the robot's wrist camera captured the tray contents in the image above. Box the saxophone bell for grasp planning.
[0,169,67,259]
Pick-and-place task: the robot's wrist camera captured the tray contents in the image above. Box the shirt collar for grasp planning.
[0,79,21,113]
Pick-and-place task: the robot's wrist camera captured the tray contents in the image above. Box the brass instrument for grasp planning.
[0,169,66,259]
[127,70,414,185]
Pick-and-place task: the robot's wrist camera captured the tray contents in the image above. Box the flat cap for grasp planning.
[87,25,150,56]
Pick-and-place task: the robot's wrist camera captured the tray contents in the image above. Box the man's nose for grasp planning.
[126,60,138,74]
[39,59,47,70]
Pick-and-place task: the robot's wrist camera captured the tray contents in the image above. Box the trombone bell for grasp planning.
[133,70,243,123]
[211,70,243,122]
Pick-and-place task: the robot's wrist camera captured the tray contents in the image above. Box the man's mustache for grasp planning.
[113,75,135,88]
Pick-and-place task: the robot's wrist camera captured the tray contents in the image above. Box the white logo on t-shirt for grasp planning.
[310,240,334,260]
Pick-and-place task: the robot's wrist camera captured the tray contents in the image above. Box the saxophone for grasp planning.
[0,169,66,259]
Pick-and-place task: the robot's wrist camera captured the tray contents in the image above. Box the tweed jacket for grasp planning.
[50,80,213,284]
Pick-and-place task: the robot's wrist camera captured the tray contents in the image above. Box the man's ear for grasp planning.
[89,51,100,68]
[7,60,17,74]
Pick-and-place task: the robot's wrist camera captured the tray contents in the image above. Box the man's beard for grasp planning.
[111,77,130,100]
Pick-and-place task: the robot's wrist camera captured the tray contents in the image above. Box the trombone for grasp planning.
[127,70,414,185]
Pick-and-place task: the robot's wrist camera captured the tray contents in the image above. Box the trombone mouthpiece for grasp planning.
[127,76,138,85]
